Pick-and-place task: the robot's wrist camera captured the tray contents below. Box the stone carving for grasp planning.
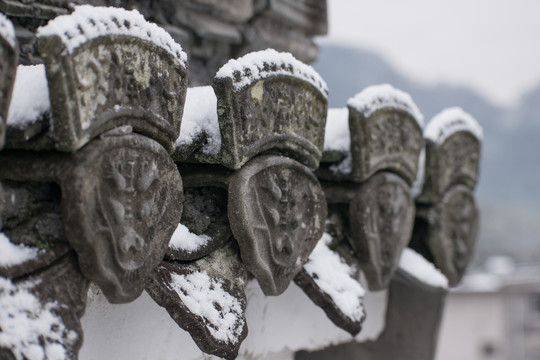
[146,242,248,360]
[427,185,479,286]
[0,0,70,19]
[228,155,327,295]
[213,49,328,170]
[0,14,17,150]
[61,133,182,303]
[349,172,415,290]
[349,108,423,184]
[37,6,188,153]
[0,254,89,360]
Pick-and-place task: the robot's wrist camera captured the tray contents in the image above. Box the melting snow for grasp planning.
[399,248,448,289]
[37,5,187,67]
[168,223,211,253]
[0,233,39,268]
[167,271,243,343]
[347,84,423,127]
[177,86,222,155]
[424,106,483,145]
[7,65,50,130]
[303,233,365,322]
[0,13,16,48]
[215,49,328,97]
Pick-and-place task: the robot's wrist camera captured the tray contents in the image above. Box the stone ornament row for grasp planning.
[0,6,482,360]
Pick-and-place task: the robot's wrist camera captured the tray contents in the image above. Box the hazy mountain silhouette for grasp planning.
[313,43,540,267]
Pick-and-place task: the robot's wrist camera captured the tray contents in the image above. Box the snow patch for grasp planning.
[7,65,50,129]
[177,86,222,155]
[0,233,39,268]
[215,49,328,97]
[37,5,187,67]
[347,84,423,127]
[167,271,244,343]
[303,233,365,322]
[0,277,75,360]
[424,107,483,145]
[410,147,425,198]
[0,13,16,48]
[399,248,448,289]
[323,107,350,153]
[168,223,211,253]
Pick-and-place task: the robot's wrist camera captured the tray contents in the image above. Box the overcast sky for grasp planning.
[321,0,540,107]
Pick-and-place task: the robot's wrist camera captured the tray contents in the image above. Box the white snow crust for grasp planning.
[347,84,423,127]
[168,223,211,253]
[399,248,448,289]
[323,107,350,153]
[424,106,483,145]
[167,271,243,343]
[177,86,222,155]
[0,277,76,360]
[0,13,16,48]
[215,49,328,97]
[7,65,50,130]
[0,233,39,267]
[37,5,187,67]
[303,233,365,322]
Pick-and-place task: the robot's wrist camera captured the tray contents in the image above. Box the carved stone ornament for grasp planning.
[349,171,415,291]
[60,133,183,303]
[428,185,479,286]
[228,155,327,295]
[213,49,328,170]
[0,14,17,150]
[348,107,423,184]
[146,242,248,360]
[37,6,188,153]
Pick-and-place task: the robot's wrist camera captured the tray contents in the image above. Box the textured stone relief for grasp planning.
[61,133,182,303]
[427,185,478,286]
[146,242,248,360]
[349,108,423,184]
[228,155,327,295]
[437,133,480,193]
[0,15,17,150]
[349,172,415,290]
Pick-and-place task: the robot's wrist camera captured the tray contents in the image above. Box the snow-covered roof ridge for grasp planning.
[0,13,16,48]
[347,84,424,127]
[424,106,483,145]
[36,5,187,67]
[215,48,328,97]
[399,248,448,289]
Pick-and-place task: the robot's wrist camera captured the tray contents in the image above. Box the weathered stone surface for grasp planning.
[213,50,328,170]
[228,155,327,295]
[166,186,232,261]
[348,172,415,290]
[349,107,423,184]
[0,0,71,19]
[146,242,248,360]
[37,8,188,153]
[258,0,328,36]
[0,254,89,360]
[0,14,17,150]
[61,133,183,303]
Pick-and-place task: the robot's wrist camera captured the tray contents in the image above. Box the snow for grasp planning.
[176,86,222,155]
[215,49,328,97]
[424,107,483,145]
[323,108,350,153]
[7,65,50,129]
[410,147,425,198]
[0,13,16,48]
[0,233,39,267]
[167,270,244,343]
[36,5,187,67]
[303,233,365,322]
[0,277,75,360]
[399,248,448,289]
[168,223,211,253]
[347,84,423,127]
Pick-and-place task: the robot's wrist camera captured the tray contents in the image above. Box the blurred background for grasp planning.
[313,1,540,359]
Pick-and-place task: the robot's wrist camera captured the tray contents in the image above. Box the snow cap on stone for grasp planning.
[424,107,483,145]
[0,13,16,48]
[347,84,423,127]
[215,48,328,97]
[37,5,187,67]
[399,248,448,289]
